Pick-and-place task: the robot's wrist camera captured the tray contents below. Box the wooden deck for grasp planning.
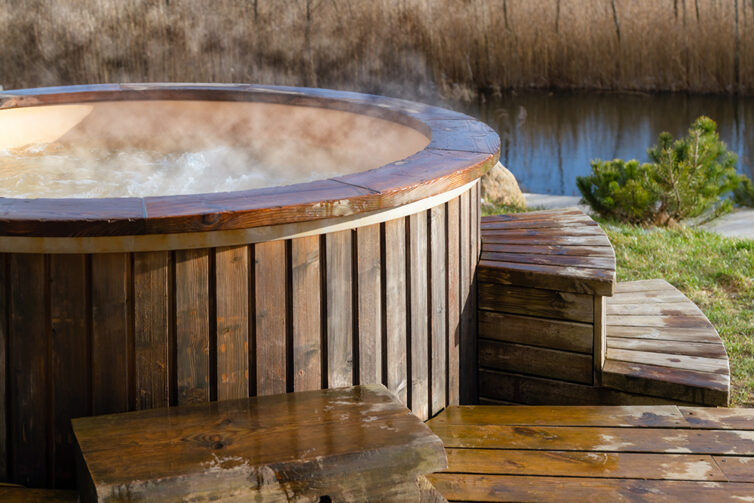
[603,279,730,406]
[428,405,754,502]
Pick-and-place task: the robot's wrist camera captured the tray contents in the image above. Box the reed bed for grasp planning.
[1,0,753,98]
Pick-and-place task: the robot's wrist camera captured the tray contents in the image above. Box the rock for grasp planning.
[481,162,525,208]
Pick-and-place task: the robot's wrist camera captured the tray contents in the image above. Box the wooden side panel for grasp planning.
[430,205,447,416]
[478,310,593,354]
[0,255,7,481]
[409,211,429,420]
[356,225,381,386]
[447,199,460,406]
[595,295,606,385]
[291,236,321,392]
[384,219,408,403]
[459,190,475,404]
[9,254,47,487]
[254,241,287,396]
[325,231,353,388]
[91,253,130,415]
[478,283,594,323]
[215,246,249,400]
[174,249,210,405]
[49,255,88,488]
[133,252,169,410]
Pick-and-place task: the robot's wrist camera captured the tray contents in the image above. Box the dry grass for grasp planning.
[1,0,753,98]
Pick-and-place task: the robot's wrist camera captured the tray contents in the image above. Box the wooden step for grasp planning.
[603,280,730,406]
[427,405,754,502]
[0,487,77,502]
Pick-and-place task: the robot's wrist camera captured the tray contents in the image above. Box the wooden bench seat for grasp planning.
[603,279,730,406]
[427,405,754,502]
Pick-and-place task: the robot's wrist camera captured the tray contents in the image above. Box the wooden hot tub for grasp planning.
[0,84,499,488]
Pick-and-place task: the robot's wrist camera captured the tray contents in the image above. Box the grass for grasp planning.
[1,1,754,98]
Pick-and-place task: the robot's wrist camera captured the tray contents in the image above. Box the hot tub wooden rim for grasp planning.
[0,84,500,238]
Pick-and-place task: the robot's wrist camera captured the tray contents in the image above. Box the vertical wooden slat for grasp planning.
[384,219,407,404]
[594,295,606,386]
[49,255,87,488]
[430,205,447,416]
[9,254,46,487]
[326,230,353,388]
[0,254,6,481]
[459,189,474,404]
[447,199,461,406]
[255,241,287,396]
[356,224,381,385]
[91,253,130,414]
[469,182,479,403]
[215,246,249,401]
[174,249,210,405]
[409,212,429,420]
[291,236,321,391]
[134,252,169,410]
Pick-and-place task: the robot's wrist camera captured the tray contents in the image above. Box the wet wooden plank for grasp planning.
[91,253,130,414]
[609,291,690,304]
[478,259,615,296]
[607,337,728,358]
[482,243,615,258]
[482,227,607,239]
[481,217,598,230]
[254,240,287,396]
[481,251,616,270]
[384,219,407,403]
[0,488,79,503]
[680,407,754,430]
[133,251,169,410]
[356,225,381,386]
[607,302,702,316]
[9,254,47,487]
[479,310,593,354]
[291,236,321,392]
[325,230,353,388]
[482,209,586,221]
[614,279,676,293]
[215,245,249,400]
[0,255,5,481]
[715,457,754,482]
[479,339,593,385]
[175,249,210,405]
[443,448,725,481]
[606,348,728,375]
[49,254,88,487]
[478,283,594,323]
[594,295,606,385]
[429,205,447,416]
[428,473,754,503]
[607,314,714,329]
[409,211,429,420]
[446,199,460,406]
[606,325,721,342]
[482,234,611,247]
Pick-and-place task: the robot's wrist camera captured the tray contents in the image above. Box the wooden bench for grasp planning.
[427,404,754,502]
[0,487,78,502]
[72,385,447,502]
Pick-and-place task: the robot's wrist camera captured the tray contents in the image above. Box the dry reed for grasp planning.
[1,0,753,99]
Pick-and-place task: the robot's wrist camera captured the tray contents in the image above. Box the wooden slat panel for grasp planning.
[614,279,675,293]
[49,255,88,488]
[459,190,474,404]
[594,295,606,384]
[0,487,79,502]
[715,457,754,482]
[606,325,721,342]
[91,253,130,414]
[482,243,615,257]
[325,230,353,388]
[607,302,702,316]
[607,337,728,358]
[482,234,611,246]
[409,211,429,420]
[478,259,615,296]
[9,254,47,487]
[479,339,593,385]
[606,348,728,374]
[481,251,616,270]
[481,215,597,229]
[215,246,249,400]
[429,205,447,416]
[291,236,321,392]
[478,283,594,323]
[356,225,381,386]
[446,199,460,406]
[607,314,714,329]
[483,227,607,238]
[0,255,6,481]
[175,249,210,405]
[680,407,754,429]
[254,241,287,396]
[384,219,407,403]
[444,449,725,481]
[609,291,689,304]
[133,252,169,410]
[482,209,586,221]
[479,310,593,354]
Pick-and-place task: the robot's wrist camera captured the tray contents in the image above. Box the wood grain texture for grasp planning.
[0,488,79,502]
[254,240,287,396]
[594,295,606,385]
[459,190,475,404]
[384,218,408,403]
[91,253,130,414]
[478,283,594,323]
[429,205,447,416]
[325,230,353,388]
[215,245,249,400]
[478,310,593,354]
[291,236,321,392]
[174,249,210,405]
[409,211,429,420]
[0,254,5,481]
[356,225,381,386]
[133,252,169,410]
[446,199,460,406]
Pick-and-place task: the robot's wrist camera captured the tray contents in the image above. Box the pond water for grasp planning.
[459,91,754,196]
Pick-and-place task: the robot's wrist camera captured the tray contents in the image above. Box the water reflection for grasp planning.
[460,91,754,196]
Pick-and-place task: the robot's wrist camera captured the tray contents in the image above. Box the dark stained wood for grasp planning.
[409,211,429,420]
[715,457,754,482]
[325,230,353,388]
[605,325,721,342]
[478,259,615,297]
[459,190,475,404]
[680,407,754,429]
[481,251,615,270]
[133,251,170,410]
[481,234,611,246]
[478,283,594,323]
[593,295,606,385]
[0,488,79,502]
[479,340,593,385]
[9,254,47,487]
[607,337,728,358]
[479,310,593,354]
[606,302,702,316]
[446,199,460,406]
[73,385,447,503]
[254,240,287,396]
[384,218,408,403]
[291,236,322,392]
[482,243,615,257]
[356,225,382,386]
[174,249,210,405]
[49,255,88,487]
[429,205,447,416]
[215,245,249,400]
[91,253,130,414]
[0,254,5,481]
[614,279,677,293]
